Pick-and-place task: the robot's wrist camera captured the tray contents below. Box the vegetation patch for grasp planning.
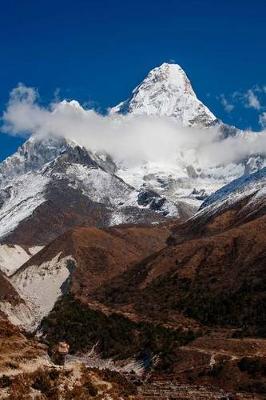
[42,294,197,364]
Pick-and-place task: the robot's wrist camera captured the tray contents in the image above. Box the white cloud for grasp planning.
[219,94,234,113]
[244,89,261,110]
[2,84,266,168]
[259,112,266,128]
[230,86,266,112]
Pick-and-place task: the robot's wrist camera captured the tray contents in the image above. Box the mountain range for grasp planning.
[0,63,265,276]
[0,63,265,399]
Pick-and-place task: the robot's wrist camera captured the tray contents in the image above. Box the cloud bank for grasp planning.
[2,84,266,168]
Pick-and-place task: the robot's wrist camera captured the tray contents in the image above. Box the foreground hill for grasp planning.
[2,223,172,331]
[90,169,266,336]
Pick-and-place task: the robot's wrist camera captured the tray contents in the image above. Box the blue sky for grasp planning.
[0,0,265,160]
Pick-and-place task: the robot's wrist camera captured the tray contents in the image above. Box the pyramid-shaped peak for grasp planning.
[143,62,194,95]
[150,62,187,74]
[111,63,217,127]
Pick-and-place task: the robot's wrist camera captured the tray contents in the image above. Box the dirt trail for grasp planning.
[137,381,237,400]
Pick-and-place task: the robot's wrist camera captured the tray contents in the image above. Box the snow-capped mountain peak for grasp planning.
[0,132,178,260]
[199,166,266,213]
[111,62,217,127]
[0,135,66,184]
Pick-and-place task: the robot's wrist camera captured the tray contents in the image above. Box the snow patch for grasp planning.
[196,167,266,218]
[0,172,49,239]
[64,163,135,207]
[0,244,43,276]
[0,301,36,332]
[10,253,76,331]
[116,159,246,209]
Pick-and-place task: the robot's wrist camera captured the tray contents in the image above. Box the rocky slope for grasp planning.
[2,223,173,331]
[20,166,262,398]
[91,168,266,336]
[171,166,266,241]
[3,167,263,335]
[2,159,265,334]
[0,135,177,275]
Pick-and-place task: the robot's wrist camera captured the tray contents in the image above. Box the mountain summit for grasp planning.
[111,63,217,126]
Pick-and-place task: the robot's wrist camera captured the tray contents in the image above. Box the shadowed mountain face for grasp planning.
[97,213,266,334]
[14,222,173,294]
[0,271,21,304]
[3,180,167,248]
